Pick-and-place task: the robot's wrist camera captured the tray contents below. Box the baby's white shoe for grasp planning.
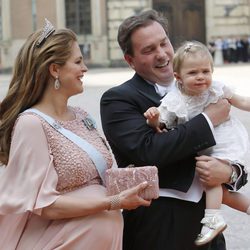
[195,214,227,246]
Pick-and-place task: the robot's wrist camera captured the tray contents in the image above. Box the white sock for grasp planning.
[204,208,221,217]
[247,206,250,215]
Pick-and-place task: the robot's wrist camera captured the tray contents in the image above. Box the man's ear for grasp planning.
[49,63,60,79]
[124,54,135,69]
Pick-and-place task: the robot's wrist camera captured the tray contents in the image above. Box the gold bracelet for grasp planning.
[109,195,121,210]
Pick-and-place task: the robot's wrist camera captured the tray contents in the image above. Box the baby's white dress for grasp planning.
[158,81,250,164]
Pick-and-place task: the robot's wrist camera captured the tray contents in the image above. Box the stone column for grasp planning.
[205,0,214,43]
[0,0,11,69]
[88,0,109,65]
[107,0,151,66]
[1,0,11,42]
[56,0,66,28]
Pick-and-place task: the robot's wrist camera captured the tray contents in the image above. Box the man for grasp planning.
[100,10,247,250]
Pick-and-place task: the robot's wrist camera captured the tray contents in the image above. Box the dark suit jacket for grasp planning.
[100,73,216,192]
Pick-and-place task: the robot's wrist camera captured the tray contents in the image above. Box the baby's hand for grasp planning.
[144,107,160,120]
[144,107,163,132]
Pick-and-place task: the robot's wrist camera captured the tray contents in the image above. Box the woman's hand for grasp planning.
[117,182,152,210]
[41,182,152,219]
[195,155,231,187]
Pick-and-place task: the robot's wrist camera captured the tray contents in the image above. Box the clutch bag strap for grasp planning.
[24,108,107,185]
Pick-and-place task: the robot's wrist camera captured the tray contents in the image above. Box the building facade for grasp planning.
[0,0,249,70]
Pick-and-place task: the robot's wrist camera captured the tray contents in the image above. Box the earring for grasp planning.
[54,76,60,90]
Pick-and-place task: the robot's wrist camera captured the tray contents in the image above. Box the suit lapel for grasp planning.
[130,73,162,105]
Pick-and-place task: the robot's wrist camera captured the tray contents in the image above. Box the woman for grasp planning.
[0,19,151,249]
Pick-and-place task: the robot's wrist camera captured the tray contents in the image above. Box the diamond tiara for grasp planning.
[36,18,55,47]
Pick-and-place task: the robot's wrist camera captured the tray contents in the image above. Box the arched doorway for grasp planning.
[153,0,206,49]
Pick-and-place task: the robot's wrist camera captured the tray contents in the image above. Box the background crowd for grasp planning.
[208,36,250,65]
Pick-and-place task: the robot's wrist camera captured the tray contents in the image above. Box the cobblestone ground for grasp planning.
[1,64,250,249]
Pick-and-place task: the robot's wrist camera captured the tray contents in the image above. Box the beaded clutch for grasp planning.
[106,165,159,200]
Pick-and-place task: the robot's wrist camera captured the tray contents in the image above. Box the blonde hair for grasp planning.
[0,28,77,165]
[173,40,214,74]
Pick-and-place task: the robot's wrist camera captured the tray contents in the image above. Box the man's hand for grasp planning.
[204,99,231,127]
[195,155,231,187]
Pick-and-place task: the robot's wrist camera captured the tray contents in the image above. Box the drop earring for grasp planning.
[54,76,60,90]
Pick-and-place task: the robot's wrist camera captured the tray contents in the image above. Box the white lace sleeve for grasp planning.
[157,105,177,129]
[223,85,234,99]
[157,89,188,129]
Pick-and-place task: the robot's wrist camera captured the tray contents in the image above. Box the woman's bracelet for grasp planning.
[109,195,121,210]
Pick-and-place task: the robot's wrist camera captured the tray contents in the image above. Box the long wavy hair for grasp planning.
[0,28,77,165]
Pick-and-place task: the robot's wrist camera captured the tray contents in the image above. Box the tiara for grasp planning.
[36,18,55,47]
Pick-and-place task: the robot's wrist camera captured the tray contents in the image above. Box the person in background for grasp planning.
[101,9,247,250]
[241,36,249,63]
[227,36,237,63]
[236,37,244,62]
[0,19,151,249]
[208,38,216,59]
[214,37,223,66]
[221,37,229,63]
[144,40,250,246]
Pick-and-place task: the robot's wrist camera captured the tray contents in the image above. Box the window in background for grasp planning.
[65,0,92,35]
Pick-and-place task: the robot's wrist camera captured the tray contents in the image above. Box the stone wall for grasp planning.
[1,0,249,70]
[107,0,151,66]
[206,0,250,40]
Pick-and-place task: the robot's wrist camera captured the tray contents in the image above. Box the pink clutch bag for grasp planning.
[105,165,159,200]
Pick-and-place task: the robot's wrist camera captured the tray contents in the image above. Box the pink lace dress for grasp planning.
[0,107,123,250]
